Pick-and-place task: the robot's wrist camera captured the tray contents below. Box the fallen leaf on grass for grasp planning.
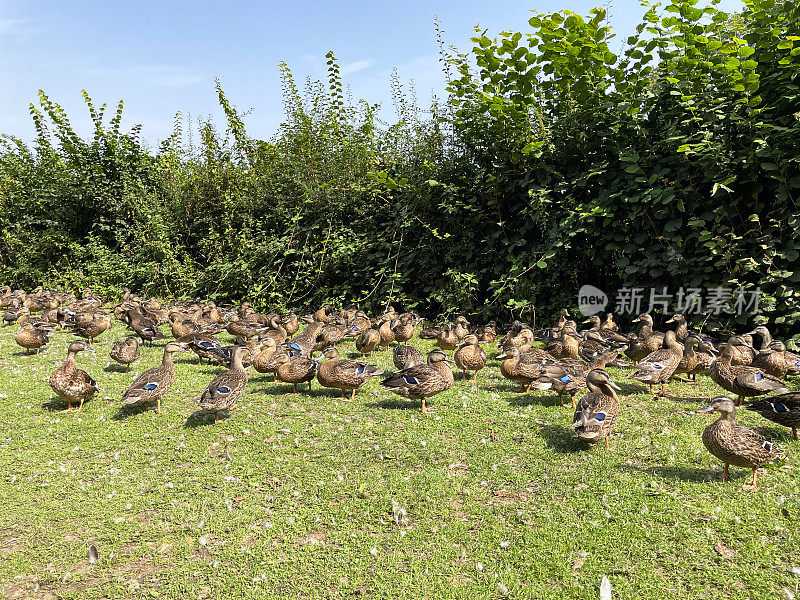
[714,541,736,558]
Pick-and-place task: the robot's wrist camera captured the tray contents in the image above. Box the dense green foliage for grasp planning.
[1,0,799,334]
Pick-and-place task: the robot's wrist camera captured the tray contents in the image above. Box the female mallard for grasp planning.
[709,337,788,405]
[624,314,664,364]
[571,369,622,450]
[378,317,396,351]
[671,334,701,381]
[748,326,800,375]
[381,349,454,413]
[356,326,381,357]
[393,344,424,370]
[15,323,51,355]
[49,341,97,411]
[453,316,470,341]
[392,314,416,345]
[750,341,790,379]
[627,330,683,396]
[533,348,621,409]
[177,332,226,365]
[699,396,785,491]
[283,313,300,339]
[497,346,549,393]
[110,337,141,372]
[436,323,458,354]
[317,347,383,400]
[454,334,487,383]
[545,326,580,359]
[746,393,800,439]
[72,311,112,344]
[198,345,250,421]
[121,341,189,413]
[252,338,278,379]
[688,338,718,381]
[274,353,319,393]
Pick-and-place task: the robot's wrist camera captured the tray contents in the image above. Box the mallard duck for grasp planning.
[283,313,300,339]
[121,341,189,413]
[126,308,165,345]
[545,326,580,359]
[688,338,718,381]
[49,341,97,411]
[746,393,800,439]
[454,334,487,383]
[110,337,141,371]
[381,349,454,413]
[746,325,800,375]
[15,322,51,355]
[198,345,250,421]
[699,396,785,491]
[729,334,756,366]
[274,353,319,393]
[475,321,496,344]
[497,346,549,393]
[436,323,458,353]
[392,314,416,345]
[453,316,470,341]
[177,332,226,365]
[709,337,788,405]
[627,330,683,396]
[313,304,334,323]
[671,334,701,381]
[393,344,424,370]
[419,321,441,339]
[750,341,790,379]
[252,338,278,379]
[533,348,621,409]
[290,321,323,357]
[624,314,664,364]
[378,318,396,350]
[356,326,381,357]
[72,311,112,343]
[3,302,27,326]
[571,369,622,450]
[316,346,383,400]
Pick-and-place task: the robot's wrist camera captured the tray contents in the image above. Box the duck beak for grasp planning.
[696,404,714,413]
[665,316,677,323]
[631,317,641,323]
[609,380,621,391]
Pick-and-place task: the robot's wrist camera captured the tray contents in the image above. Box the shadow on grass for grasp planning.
[112,402,154,420]
[41,397,82,412]
[104,363,132,373]
[254,384,330,398]
[619,463,718,483]
[537,424,587,454]
[368,399,422,411]
[506,391,569,408]
[185,409,222,428]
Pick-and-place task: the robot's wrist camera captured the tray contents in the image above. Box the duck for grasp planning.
[475,321,496,344]
[49,341,98,411]
[670,334,702,381]
[729,334,756,366]
[393,344,425,370]
[381,349,454,413]
[750,341,791,379]
[453,316,470,341]
[177,332,227,365]
[688,338,718,381]
[532,347,622,409]
[121,341,189,413]
[356,326,381,357]
[378,317,396,350]
[698,396,785,491]
[252,338,278,379]
[392,314,416,345]
[748,325,800,375]
[497,346,549,393]
[15,322,51,355]
[110,337,141,371]
[624,314,664,364]
[571,369,622,450]
[71,311,112,344]
[627,329,684,396]
[709,337,788,405]
[436,323,458,354]
[454,334,487,384]
[419,321,441,339]
[545,325,580,359]
[283,313,300,339]
[198,345,251,421]
[746,393,800,440]
[316,346,383,400]
[274,353,319,393]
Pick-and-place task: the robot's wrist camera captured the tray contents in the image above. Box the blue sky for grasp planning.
[0,0,745,147]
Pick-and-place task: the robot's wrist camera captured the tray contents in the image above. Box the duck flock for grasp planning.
[3,284,800,492]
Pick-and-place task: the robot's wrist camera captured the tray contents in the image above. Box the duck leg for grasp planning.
[420,399,435,414]
[793,427,798,440]
[742,468,759,492]
[78,398,85,411]
[351,388,356,401]
[571,394,577,410]
[156,397,161,414]
[722,464,730,482]
[736,395,743,406]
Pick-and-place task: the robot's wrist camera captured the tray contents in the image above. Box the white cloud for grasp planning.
[340,59,377,76]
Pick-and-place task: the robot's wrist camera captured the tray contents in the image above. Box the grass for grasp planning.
[0,319,799,600]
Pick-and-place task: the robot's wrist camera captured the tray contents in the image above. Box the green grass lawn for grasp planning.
[1,320,799,599]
